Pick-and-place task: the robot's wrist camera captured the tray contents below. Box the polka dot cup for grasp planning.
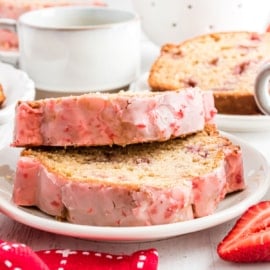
[133,0,270,46]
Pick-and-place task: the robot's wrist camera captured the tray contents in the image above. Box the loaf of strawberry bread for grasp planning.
[12,88,216,147]
[148,31,270,115]
[12,125,245,226]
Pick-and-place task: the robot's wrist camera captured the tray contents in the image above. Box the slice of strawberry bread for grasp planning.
[12,125,245,226]
[148,31,270,115]
[0,0,105,51]
[12,88,216,147]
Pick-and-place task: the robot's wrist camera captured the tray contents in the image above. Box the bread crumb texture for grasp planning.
[21,126,232,189]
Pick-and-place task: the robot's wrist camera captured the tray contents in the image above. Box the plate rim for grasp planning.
[216,114,270,132]
[0,49,19,58]
[0,132,269,241]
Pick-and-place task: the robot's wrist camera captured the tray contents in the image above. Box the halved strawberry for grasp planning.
[217,201,270,263]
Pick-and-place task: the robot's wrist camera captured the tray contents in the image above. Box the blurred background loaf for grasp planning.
[0,0,106,51]
[148,32,270,115]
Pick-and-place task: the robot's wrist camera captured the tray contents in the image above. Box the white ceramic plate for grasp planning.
[216,114,270,133]
[131,72,270,133]
[0,61,35,124]
[0,133,269,242]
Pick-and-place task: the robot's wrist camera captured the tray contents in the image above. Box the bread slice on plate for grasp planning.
[12,125,245,227]
[148,31,270,115]
[12,88,216,147]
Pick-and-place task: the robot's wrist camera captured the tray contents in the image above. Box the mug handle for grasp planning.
[255,62,270,115]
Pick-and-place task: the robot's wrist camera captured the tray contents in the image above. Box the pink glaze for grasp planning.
[12,144,244,226]
[13,89,217,147]
[13,156,194,226]
[191,164,227,217]
[223,147,246,193]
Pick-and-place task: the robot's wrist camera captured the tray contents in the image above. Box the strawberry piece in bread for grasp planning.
[217,201,270,262]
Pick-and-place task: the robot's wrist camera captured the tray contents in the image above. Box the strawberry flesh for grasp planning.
[217,201,270,262]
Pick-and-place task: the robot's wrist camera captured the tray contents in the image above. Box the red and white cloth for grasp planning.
[0,240,158,270]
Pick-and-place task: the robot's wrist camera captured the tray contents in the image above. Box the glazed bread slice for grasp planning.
[148,31,270,115]
[12,88,216,147]
[12,125,245,226]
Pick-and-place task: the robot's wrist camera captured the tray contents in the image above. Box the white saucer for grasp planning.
[0,61,35,124]
[0,133,269,242]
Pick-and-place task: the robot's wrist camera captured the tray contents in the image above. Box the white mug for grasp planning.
[0,6,141,93]
[133,0,270,46]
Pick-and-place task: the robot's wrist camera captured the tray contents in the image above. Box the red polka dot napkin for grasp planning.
[0,240,158,270]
